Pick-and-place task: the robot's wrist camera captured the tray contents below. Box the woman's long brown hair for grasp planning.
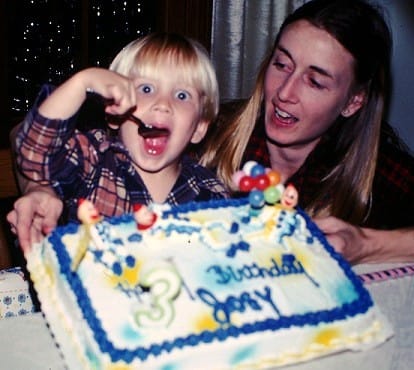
[201,0,392,224]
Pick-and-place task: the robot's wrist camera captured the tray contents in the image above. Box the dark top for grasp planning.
[243,119,414,229]
[16,84,229,223]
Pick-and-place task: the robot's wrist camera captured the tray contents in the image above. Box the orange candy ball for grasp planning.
[266,170,281,186]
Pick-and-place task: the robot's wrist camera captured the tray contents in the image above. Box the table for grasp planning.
[1,263,413,370]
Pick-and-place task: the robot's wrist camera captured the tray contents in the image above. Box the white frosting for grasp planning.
[26,200,393,369]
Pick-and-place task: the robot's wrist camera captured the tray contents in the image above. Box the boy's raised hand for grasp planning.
[38,67,138,121]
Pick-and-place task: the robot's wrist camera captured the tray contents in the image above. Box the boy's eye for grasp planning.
[138,84,154,94]
[176,90,190,100]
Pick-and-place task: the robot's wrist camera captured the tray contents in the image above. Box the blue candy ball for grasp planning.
[250,163,265,177]
[249,190,265,208]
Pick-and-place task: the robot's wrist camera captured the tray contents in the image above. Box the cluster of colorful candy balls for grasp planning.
[232,161,298,210]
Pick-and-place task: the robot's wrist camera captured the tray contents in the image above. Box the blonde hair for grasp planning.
[199,62,267,190]
[201,0,392,225]
[109,32,219,123]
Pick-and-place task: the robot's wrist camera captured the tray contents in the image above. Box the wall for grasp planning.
[379,0,414,152]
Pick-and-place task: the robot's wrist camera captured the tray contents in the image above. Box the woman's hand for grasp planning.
[314,216,414,265]
[7,186,63,254]
[313,217,370,263]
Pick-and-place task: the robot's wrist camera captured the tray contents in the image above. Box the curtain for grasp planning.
[211,0,307,102]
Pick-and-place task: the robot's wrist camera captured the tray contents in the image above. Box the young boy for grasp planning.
[15,33,228,224]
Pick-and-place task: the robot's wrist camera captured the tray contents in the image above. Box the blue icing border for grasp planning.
[48,198,373,364]
[296,207,371,303]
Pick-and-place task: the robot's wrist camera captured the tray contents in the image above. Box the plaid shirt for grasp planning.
[243,120,414,229]
[16,85,229,223]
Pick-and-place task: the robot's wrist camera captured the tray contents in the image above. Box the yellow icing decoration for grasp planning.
[292,248,312,273]
[105,364,134,370]
[44,261,56,285]
[264,218,277,236]
[314,328,340,346]
[71,225,91,271]
[194,312,219,332]
[106,263,141,288]
[123,265,140,285]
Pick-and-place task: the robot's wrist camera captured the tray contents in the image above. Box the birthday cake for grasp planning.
[26,164,392,370]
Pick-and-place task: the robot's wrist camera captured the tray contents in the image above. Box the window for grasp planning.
[0,0,212,148]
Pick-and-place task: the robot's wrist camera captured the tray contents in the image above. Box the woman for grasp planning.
[200,0,414,263]
[8,0,414,263]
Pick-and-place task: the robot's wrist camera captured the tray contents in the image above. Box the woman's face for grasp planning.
[264,20,364,149]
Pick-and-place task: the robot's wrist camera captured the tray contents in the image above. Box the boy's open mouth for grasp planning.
[138,123,170,138]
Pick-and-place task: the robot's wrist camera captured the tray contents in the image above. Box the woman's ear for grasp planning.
[190,119,210,144]
[341,90,366,117]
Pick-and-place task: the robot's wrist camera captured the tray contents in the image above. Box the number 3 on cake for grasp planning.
[134,261,181,328]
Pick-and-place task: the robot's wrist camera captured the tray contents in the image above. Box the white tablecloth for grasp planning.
[1,263,413,370]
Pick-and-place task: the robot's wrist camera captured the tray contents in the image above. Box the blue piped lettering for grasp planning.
[254,286,280,316]
[196,285,280,325]
[206,254,318,287]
